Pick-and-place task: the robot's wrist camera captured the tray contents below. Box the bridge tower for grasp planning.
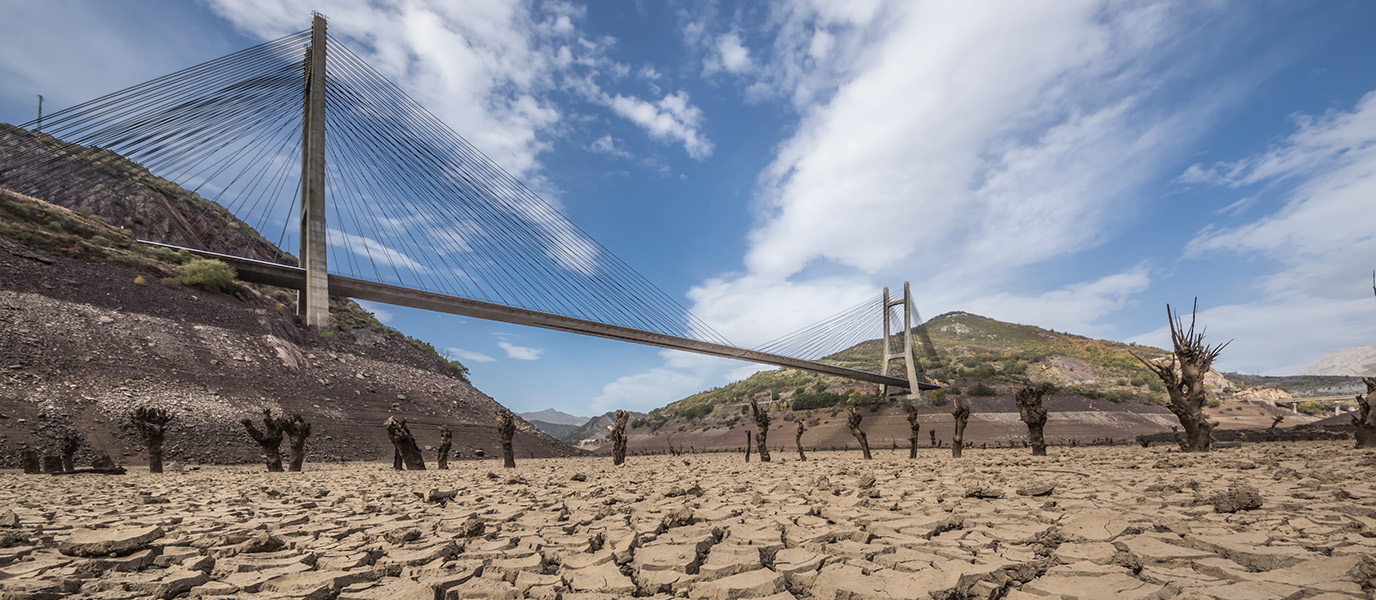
[298,14,329,328]
[881,282,921,400]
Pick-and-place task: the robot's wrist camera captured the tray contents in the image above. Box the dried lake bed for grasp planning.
[0,441,1373,599]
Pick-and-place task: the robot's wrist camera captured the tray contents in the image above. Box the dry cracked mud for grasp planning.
[1,441,1374,599]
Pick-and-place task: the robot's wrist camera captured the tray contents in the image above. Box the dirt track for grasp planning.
[1,441,1373,598]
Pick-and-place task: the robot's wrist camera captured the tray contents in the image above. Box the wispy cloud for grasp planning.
[498,341,544,361]
[445,347,496,363]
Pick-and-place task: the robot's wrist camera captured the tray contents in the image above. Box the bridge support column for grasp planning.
[881,283,921,400]
[298,14,329,328]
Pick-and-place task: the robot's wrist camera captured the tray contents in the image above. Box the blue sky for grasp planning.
[3,1,1375,418]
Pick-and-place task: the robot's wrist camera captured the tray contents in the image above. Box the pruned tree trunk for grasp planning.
[59,433,81,473]
[795,421,807,461]
[437,428,452,469]
[745,431,751,462]
[905,402,921,459]
[1015,384,1049,456]
[1354,377,1376,449]
[847,408,872,459]
[610,410,629,466]
[241,409,284,472]
[131,406,171,473]
[1131,300,1228,452]
[495,410,516,468]
[20,449,39,474]
[384,416,425,470]
[951,398,969,458]
[749,399,771,462]
[281,414,311,472]
[929,429,936,447]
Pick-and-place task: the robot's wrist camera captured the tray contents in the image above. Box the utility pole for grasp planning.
[35,95,43,131]
[298,14,329,328]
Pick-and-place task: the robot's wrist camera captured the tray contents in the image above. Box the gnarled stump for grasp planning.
[384,416,425,470]
[905,402,921,459]
[131,406,172,473]
[495,410,516,468]
[1131,300,1228,452]
[847,408,872,459]
[437,428,452,469]
[241,409,285,472]
[795,421,807,461]
[1354,377,1376,449]
[59,433,81,473]
[929,428,936,448]
[1015,384,1049,456]
[951,398,970,459]
[20,449,39,474]
[610,410,629,466]
[281,414,311,472]
[749,399,771,462]
[745,430,751,462]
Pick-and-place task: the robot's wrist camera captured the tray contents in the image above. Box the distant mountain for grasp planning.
[1299,342,1376,377]
[518,409,588,426]
[563,410,646,449]
[1225,373,1368,398]
[525,420,582,440]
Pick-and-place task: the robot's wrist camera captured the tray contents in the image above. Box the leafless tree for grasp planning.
[1355,378,1376,448]
[437,428,452,469]
[1015,384,1050,456]
[241,409,285,472]
[281,414,311,472]
[847,407,872,459]
[904,402,921,459]
[384,416,425,470]
[745,430,752,462]
[59,433,81,473]
[610,410,629,466]
[749,398,771,462]
[1131,300,1229,452]
[131,406,172,473]
[495,410,516,468]
[951,398,969,458]
[795,421,807,461]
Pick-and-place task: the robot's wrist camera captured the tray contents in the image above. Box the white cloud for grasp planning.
[1162,90,1376,374]
[705,33,753,75]
[589,366,706,414]
[607,91,713,159]
[498,341,544,361]
[353,300,394,324]
[446,347,497,363]
[327,228,427,274]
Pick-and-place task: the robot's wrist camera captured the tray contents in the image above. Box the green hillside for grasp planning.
[637,311,1201,431]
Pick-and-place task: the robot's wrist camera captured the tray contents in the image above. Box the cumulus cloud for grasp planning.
[498,341,545,361]
[705,33,753,75]
[607,91,713,159]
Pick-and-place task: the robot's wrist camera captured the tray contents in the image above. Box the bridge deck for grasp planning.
[144,242,937,391]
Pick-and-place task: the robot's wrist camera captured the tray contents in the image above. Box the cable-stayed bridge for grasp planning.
[0,16,937,394]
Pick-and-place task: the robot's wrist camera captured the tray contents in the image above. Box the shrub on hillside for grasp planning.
[968,383,997,396]
[181,258,239,293]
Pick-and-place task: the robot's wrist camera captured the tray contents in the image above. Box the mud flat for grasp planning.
[1,442,1373,599]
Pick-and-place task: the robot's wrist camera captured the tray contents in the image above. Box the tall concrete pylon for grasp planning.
[298,14,329,328]
[881,283,921,400]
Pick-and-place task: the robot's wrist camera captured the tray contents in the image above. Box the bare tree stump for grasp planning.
[495,410,516,468]
[437,428,452,469]
[241,409,285,472]
[281,414,311,472]
[59,433,81,473]
[1132,300,1228,452]
[929,429,936,447]
[384,416,425,470]
[795,421,807,461]
[20,450,39,474]
[131,406,172,474]
[41,455,63,474]
[905,402,921,459]
[951,398,970,459]
[847,408,872,459]
[1354,377,1376,449]
[749,399,771,462]
[610,410,629,466]
[1015,384,1049,456]
[745,431,751,462]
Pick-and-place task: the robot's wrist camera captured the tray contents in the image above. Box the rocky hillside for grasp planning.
[0,176,578,468]
[564,410,647,449]
[1299,342,1376,377]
